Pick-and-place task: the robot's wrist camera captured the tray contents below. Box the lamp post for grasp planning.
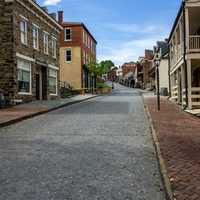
[154,52,161,111]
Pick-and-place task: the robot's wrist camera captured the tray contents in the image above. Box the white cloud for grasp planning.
[98,35,167,66]
[43,0,61,6]
[97,23,169,66]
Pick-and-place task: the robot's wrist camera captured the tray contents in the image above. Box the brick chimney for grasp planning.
[58,11,64,24]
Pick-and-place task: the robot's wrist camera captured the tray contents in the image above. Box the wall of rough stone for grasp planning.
[0,0,17,101]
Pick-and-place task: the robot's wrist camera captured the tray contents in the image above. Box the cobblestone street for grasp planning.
[0,85,165,200]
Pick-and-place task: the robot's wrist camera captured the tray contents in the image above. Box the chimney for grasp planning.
[58,11,64,24]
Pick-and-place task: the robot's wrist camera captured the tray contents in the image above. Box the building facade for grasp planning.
[58,11,97,89]
[169,0,200,109]
[0,0,62,104]
[154,41,169,95]
[137,50,154,89]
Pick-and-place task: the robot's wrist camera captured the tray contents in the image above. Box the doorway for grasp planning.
[36,74,40,100]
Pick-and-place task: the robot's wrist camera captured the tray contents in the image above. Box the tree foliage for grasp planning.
[86,60,115,77]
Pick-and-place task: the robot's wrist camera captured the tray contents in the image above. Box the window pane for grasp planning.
[66,50,72,62]
[18,69,30,93]
[49,77,56,94]
[65,29,71,40]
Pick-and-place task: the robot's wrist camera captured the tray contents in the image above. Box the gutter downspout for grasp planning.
[168,47,171,98]
[183,1,189,109]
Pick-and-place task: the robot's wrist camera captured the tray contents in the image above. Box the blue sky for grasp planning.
[38,0,181,66]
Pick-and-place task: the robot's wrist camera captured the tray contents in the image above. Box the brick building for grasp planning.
[122,62,136,77]
[107,67,118,81]
[0,0,62,104]
[139,50,154,89]
[58,11,97,89]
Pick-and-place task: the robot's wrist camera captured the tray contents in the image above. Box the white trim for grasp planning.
[19,14,28,21]
[43,32,49,55]
[51,36,57,59]
[48,64,59,70]
[33,25,39,50]
[43,30,50,35]
[16,53,35,62]
[49,69,58,96]
[18,92,32,96]
[17,59,32,95]
[64,28,72,41]
[32,23,40,29]
[65,48,72,63]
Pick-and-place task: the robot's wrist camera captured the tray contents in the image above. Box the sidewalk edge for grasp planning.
[0,95,99,128]
[143,98,174,200]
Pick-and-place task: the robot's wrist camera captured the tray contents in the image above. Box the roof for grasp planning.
[157,41,169,57]
[168,1,185,42]
[27,0,63,30]
[62,22,97,44]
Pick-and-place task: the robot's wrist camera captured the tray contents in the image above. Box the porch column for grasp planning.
[187,59,192,109]
[181,64,185,106]
[185,7,190,51]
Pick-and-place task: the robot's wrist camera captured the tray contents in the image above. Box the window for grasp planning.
[49,69,57,95]
[65,49,72,62]
[20,19,28,45]
[43,32,49,54]
[33,25,39,49]
[17,59,31,94]
[52,37,57,58]
[82,30,85,44]
[83,50,86,64]
[64,28,72,41]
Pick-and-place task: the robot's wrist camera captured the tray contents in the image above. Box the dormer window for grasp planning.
[64,28,72,41]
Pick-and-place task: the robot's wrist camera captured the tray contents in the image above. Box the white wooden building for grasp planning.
[169,0,200,109]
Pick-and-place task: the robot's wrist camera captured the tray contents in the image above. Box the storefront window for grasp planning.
[49,69,57,95]
[17,59,31,94]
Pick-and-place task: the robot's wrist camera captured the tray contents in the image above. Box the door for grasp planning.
[36,74,40,100]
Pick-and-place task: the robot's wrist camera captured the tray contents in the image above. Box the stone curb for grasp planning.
[0,95,99,128]
[141,94,174,200]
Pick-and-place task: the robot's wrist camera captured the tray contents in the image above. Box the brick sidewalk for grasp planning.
[0,94,97,128]
[144,96,200,200]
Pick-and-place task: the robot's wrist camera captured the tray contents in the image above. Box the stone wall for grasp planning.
[0,0,61,103]
[0,0,17,101]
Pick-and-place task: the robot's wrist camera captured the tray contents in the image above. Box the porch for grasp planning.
[170,59,200,109]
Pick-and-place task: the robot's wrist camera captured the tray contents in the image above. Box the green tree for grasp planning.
[99,60,115,74]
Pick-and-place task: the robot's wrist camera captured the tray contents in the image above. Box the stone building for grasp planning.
[58,11,97,90]
[0,0,62,104]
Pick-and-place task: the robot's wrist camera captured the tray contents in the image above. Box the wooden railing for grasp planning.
[189,35,200,51]
[171,85,178,101]
[191,87,200,107]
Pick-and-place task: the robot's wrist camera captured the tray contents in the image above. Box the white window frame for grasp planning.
[32,24,39,50]
[20,17,28,45]
[65,48,72,63]
[43,31,49,55]
[49,68,58,96]
[52,36,57,59]
[17,58,32,95]
[64,28,72,41]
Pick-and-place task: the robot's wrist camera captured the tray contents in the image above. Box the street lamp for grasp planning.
[154,51,161,111]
